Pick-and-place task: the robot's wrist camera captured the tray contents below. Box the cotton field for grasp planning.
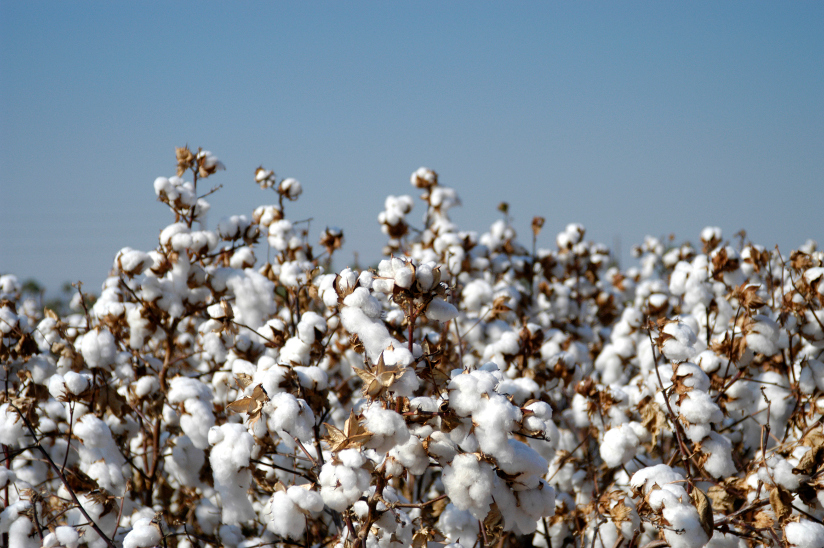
[1,147,823,548]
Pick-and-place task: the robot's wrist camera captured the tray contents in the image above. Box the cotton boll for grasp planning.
[166,435,205,488]
[168,377,213,403]
[426,298,459,322]
[600,424,640,468]
[181,398,215,449]
[673,362,711,392]
[46,526,80,548]
[745,315,779,356]
[473,395,521,460]
[678,391,723,427]
[695,350,723,374]
[123,518,161,548]
[631,464,685,496]
[495,439,549,489]
[267,491,306,539]
[340,306,395,362]
[442,453,496,520]
[661,322,697,362]
[462,279,493,313]
[698,432,737,478]
[267,392,315,442]
[208,423,255,525]
[319,449,371,511]
[80,328,117,368]
[62,371,91,395]
[660,504,709,548]
[784,519,824,548]
[364,406,409,453]
[438,504,479,547]
[389,434,430,475]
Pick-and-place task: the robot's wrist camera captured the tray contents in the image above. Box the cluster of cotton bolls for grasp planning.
[2,149,824,548]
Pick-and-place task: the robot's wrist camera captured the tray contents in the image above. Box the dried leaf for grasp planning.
[323,410,372,452]
[234,373,254,390]
[609,499,633,525]
[769,486,792,524]
[690,486,714,538]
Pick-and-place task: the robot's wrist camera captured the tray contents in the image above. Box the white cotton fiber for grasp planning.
[426,298,459,322]
[699,432,737,478]
[442,453,496,520]
[267,490,305,540]
[319,449,371,511]
[678,391,723,426]
[62,371,90,395]
[785,520,824,548]
[123,518,161,548]
[660,504,709,548]
[661,321,697,362]
[600,424,640,468]
[208,423,255,525]
[81,328,117,368]
[364,406,410,453]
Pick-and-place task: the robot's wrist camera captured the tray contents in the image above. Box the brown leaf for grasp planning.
[769,486,793,524]
[323,410,372,452]
[234,373,254,390]
[690,486,714,538]
[608,499,633,525]
[226,384,269,423]
[792,445,824,476]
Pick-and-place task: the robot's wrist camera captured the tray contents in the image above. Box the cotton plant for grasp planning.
[2,148,824,548]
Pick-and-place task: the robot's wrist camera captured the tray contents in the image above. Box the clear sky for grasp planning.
[2,2,822,293]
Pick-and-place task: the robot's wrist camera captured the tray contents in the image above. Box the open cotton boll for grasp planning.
[123,518,161,548]
[389,434,430,475]
[473,395,521,460]
[426,298,459,322]
[267,392,315,442]
[180,398,215,449]
[208,423,255,525]
[442,453,496,520]
[697,432,737,478]
[494,439,549,488]
[168,376,213,402]
[62,371,91,395]
[319,449,371,511]
[673,362,711,392]
[267,491,306,539]
[678,391,723,427]
[745,315,779,356]
[660,504,709,548]
[363,406,409,453]
[660,322,697,362]
[340,305,394,362]
[438,504,479,547]
[784,520,824,548]
[80,328,117,368]
[42,526,81,548]
[600,424,640,468]
[166,435,205,488]
[631,464,685,495]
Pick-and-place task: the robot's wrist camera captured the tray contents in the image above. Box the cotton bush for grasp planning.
[1,147,823,548]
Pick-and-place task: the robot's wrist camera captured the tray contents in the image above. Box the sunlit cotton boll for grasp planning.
[123,518,161,548]
[319,449,371,511]
[442,453,496,520]
[266,487,324,539]
[600,424,640,468]
[80,328,117,368]
[660,321,697,362]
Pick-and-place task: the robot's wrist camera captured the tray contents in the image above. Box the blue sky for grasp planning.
[2,2,822,293]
